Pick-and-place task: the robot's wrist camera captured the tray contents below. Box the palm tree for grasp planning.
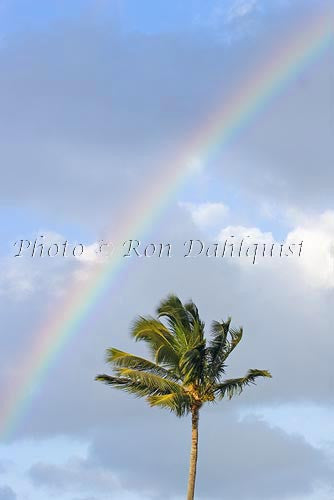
[96,294,271,500]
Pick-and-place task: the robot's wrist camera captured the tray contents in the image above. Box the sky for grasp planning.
[0,0,334,499]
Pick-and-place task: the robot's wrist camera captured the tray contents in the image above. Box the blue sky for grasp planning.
[0,0,317,36]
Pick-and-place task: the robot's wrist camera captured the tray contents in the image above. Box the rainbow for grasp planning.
[1,11,332,439]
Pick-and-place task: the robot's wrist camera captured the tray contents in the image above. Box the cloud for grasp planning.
[0,16,235,227]
[193,0,263,42]
[72,497,100,500]
[210,35,334,213]
[0,231,83,299]
[29,456,120,495]
[0,486,16,500]
[26,412,334,500]
[285,210,334,288]
[215,213,334,289]
[180,201,229,229]
[226,0,260,23]
[0,0,330,228]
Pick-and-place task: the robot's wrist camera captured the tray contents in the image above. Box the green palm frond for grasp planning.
[184,301,205,334]
[106,348,180,381]
[96,366,193,415]
[131,316,179,366]
[95,374,129,388]
[114,367,184,396]
[156,295,206,353]
[157,294,200,350]
[225,327,243,358]
[179,342,207,385]
[95,373,157,398]
[188,319,205,348]
[157,294,191,332]
[207,318,231,378]
[168,320,190,353]
[96,371,183,401]
[147,393,192,417]
[214,369,272,400]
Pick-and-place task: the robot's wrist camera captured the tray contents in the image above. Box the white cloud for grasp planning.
[180,201,229,229]
[286,210,334,288]
[217,224,276,266]
[0,231,90,299]
[226,0,259,24]
[217,224,274,243]
[215,212,334,288]
[0,259,36,298]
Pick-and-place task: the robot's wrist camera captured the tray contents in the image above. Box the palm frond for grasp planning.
[95,374,129,388]
[206,318,231,379]
[184,300,205,334]
[179,342,207,385]
[96,372,183,401]
[225,327,243,358]
[131,316,179,366]
[106,348,180,381]
[157,294,190,327]
[95,373,157,398]
[168,321,191,353]
[156,295,206,352]
[214,369,272,400]
[114,367,184,396]
[147,392,192,417]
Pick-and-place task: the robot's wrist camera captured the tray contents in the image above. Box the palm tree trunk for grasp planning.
[187,404,200,500]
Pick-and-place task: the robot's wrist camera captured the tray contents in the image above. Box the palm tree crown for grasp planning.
[96,294,271,415]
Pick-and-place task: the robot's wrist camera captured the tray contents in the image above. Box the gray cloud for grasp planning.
[27,412,333,500]
[72,497,99,500]
[0,20,228,226]
[0,486,16,500]
[29,457,118,495]
[72,497,98,500]
[0,0,331,229]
